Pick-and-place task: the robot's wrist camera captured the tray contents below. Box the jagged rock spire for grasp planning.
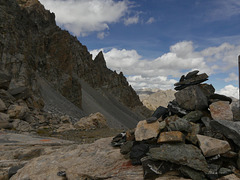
[93,51,107,68]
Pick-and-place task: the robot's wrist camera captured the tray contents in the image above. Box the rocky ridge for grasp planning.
[0,0,150,130]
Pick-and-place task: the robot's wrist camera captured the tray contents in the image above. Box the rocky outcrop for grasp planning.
[0,0,150,126]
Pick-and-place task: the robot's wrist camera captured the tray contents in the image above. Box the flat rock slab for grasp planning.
[148,143,208,173]
[0,131,73,146]
[210,120,240,147]
[158,131,185,143]
[197,134,231,157]
[209,101,233,121]
[135,120,160,141]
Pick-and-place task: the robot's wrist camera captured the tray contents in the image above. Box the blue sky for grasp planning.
[39,0,240,98]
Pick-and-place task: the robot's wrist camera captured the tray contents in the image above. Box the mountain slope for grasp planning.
[0,0,150,128]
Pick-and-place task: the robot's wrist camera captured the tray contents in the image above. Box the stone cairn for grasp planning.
[112,70,240,180]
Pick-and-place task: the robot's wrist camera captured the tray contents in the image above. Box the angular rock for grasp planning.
[0,72,11,90]
[175,85,208,111]
[186,122,201,144]
[185,70,199,80]
[0,98,7,112]
[8,87,31,100]
[135,120,161,141]
[111,132,126,147]
[74,112,107,130]
[148,143,208,172]
[158,131,185,143]
[129,142,149,165]
[12,119,33,132]
[197,134,231,157]
[199,83,215,98]
[146,117,157,123]
[218,167,232,176]
[206,164,220,180]
[209,94,232,104]
[7,105,29,119]
[120,141,134,155]
[0,112,10,122]
[0,89,15,107]
[183,110,203,123]
[167,118,192,132]
[210,120,240,147]
[179,166,207,180]
[168,100,187,116]
[209,101,233,121]
[141,156,178,179]
[174,73,208,90]
[152,106,168,119]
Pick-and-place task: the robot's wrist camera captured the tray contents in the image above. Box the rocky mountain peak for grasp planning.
[93,51,107,68]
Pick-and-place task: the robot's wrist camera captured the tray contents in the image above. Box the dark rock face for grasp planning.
[0,0,147,116]
[175,85,209,111]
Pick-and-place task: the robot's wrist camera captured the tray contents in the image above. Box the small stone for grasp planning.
[167,118,192,132]
[158,131,185,143]
[7,105,29,119]
[209,101,233,121]
[197,134,231,157]
[12,119,33,132]
[185,70,199,79]
[186,122,201,144]
[130,142,149,165]
[8,165,24,179]
[120,141,133,155]
[146,117,157,123]
[218,167,232,176]
[183,110,203,123]
[0,98,7,112]
[152,106,168,119]
[111,132,126,147]
[135,120,161,141]
[206,164,220,180]
[168,101,188,116]
[179,166,207,180]
[221,151,237,158]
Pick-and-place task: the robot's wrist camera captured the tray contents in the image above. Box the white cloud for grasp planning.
[39,0,131,37]
[97,32,108,39]
[146,17,155,24]
[217,85,239,99]
[224,72,238,82]
[124,15,139,25]
[90,41,240,97]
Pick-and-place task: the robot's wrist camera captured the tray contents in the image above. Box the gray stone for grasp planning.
[0,89,15,107]
[201,117,212,128]
[7,105,29,119]
[0,98,7,112]
[185,70,199,80]
[168,100,188,116]
[120,141,133,155]
[210,119,240,147]
[168,118,192,132]
[0,112,9,122]
[0,72,11,90]
[199,84,215,98]
[183,110,203,123]
[8,87,31,100]
[12,119,33,132]
[146,116,157,123]
[218,167,232,176]
[175,85,209,111]
[206,164,220,180]
[179,166,207,180]
[148,143,208,172]
[197,134,231,157]
[186,122,201,144]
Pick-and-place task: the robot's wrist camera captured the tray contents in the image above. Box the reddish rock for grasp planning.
[158,131,185,143]
[197,134,231,157]
[209,101,233,121]
[135,120,161,141]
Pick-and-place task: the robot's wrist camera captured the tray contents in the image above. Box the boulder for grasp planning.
[210,120,240,147]
[134,120,161,141]
[157,131,185,143]
[209,101,233,121]
[7,105,29,119]
[175,85,208,111]
[0,98,7,112]
[148,143,208,172]
[196,134,231,157]
[74,112,108,130]
[11,137,144,180]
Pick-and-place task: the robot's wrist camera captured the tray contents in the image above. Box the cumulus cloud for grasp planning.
[217,85,239,99]
[39,0,132,37]
[91,41,240,97]
[224,72,238,82]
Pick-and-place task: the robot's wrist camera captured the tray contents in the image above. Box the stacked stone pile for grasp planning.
[112,70,240,180]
